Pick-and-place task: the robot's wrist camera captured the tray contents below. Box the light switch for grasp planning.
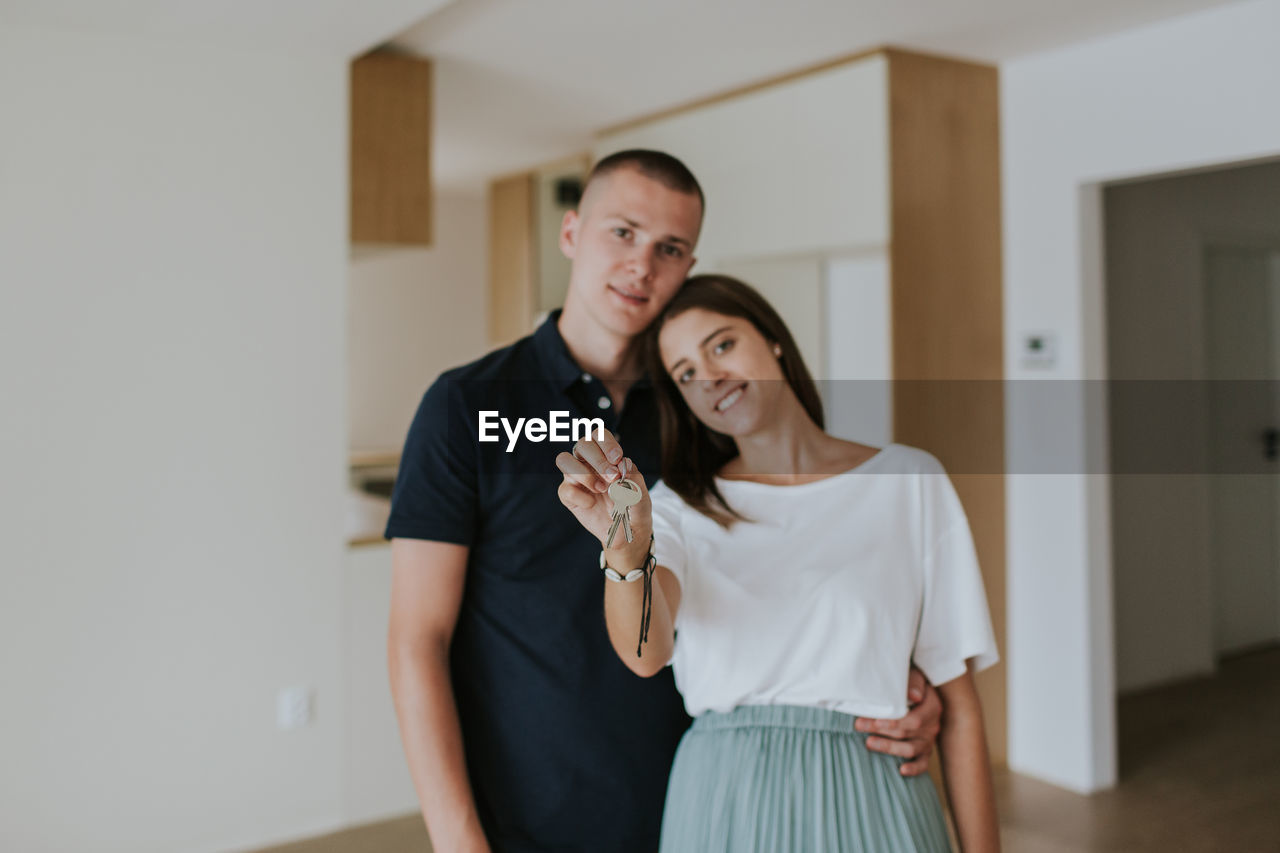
[277,686,314,730]
[1020,332,1057,369]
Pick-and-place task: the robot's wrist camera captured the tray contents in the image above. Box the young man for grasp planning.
[385,150,942,853]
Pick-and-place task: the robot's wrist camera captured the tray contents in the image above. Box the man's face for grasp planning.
[560,168,701,338]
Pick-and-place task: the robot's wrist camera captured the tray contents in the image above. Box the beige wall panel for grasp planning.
[888,49,1006,764]
[488,173,536,346]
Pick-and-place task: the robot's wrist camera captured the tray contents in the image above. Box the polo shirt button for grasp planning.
[581,373,592,383]
[597,395,611,409]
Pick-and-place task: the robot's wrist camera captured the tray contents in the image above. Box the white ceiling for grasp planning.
[0,0,452,56]
[394,0,1243,192]
[5,0,1245,193]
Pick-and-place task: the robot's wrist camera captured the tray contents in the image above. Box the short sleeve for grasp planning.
[383,375,479,544]
[648,482,688,589]
[911,470,999,686]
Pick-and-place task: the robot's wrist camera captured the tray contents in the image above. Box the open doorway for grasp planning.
[1103,159,1280,781]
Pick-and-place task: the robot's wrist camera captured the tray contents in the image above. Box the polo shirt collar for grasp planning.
[532,309,655,393]
[532,310,588,391]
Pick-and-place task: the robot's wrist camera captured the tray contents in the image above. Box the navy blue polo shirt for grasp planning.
[385,311,691,852]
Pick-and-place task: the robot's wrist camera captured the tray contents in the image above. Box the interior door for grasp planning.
[1203,244,1280,655]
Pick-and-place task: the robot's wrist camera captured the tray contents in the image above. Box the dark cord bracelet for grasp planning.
[636,539,657,658]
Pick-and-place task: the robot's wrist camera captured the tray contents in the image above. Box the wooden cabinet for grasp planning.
[350,51,432,246]
[487,157,588,346]
[488,173,536,346]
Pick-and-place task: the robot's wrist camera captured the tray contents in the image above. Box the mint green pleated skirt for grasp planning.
[659,705,952,852]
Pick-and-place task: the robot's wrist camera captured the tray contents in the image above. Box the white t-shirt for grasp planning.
[649,443,998,720]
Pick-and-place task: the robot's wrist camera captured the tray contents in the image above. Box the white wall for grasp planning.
[343,194,489,829]
[594,56,894,429]
[824,255,893,447]
[0,25,352,852]
[596,56,889,267]
[343,544,419,825]
[348,192,488,452]
[1002,0,1280,792]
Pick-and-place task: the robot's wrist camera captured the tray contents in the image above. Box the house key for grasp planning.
[604,478,641,548]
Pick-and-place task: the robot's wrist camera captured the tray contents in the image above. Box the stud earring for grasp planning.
[773,344,782,358]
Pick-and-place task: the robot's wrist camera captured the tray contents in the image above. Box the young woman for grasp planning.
[555,274,1000,852]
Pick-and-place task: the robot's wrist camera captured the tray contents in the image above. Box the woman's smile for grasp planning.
[713,383,748,413]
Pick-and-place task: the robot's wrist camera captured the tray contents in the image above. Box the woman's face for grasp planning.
[657,307,789,436]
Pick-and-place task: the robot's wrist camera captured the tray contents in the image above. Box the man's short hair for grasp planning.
[584,149,705,215]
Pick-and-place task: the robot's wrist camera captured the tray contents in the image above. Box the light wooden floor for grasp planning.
[996,645,1280,852]
[253,815,429,853]
[257,647,1279,853]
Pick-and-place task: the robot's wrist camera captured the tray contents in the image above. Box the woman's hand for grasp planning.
[555,429,653,564]
[558,430,677,674]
